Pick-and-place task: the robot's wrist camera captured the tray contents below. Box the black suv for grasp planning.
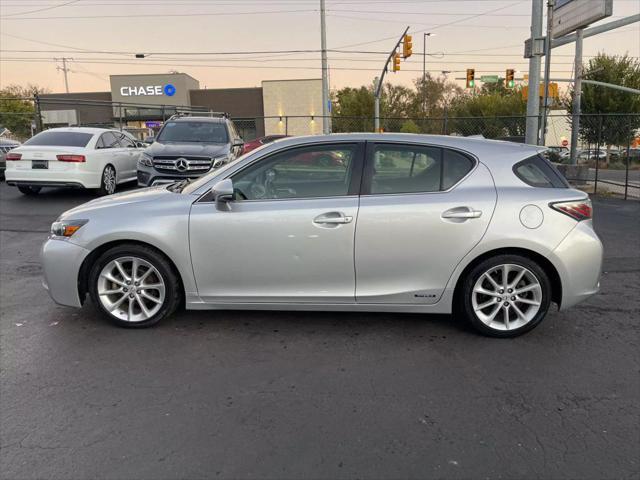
[137,114,244,187]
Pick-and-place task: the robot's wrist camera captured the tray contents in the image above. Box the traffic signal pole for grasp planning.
[525,0,543,145]
[320,0,330,135]
[374,26,410,132]
[539,0,555,146]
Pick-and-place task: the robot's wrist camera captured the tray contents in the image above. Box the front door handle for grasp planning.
[313,212,353,225]
[442,207,482,219]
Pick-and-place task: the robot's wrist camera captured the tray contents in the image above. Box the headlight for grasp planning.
[138,152,153,168]
[51,219,88,238]
[212,154,230,168]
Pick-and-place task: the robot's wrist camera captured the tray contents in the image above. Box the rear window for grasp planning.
[513,155,569,188]
[24,131,92,147]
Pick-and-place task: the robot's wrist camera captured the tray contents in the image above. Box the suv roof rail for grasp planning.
[168,111,229,121]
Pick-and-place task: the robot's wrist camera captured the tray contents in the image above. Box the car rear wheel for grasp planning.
[17,185,42,195]
[461,254,551,338]
[88,244,181,328]
[97,164,116,196]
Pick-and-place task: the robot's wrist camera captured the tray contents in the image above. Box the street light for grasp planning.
[422,33,435,115]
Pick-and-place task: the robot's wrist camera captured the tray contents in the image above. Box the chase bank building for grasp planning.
[39,73,324,140]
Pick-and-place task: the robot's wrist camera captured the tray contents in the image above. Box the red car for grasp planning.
[242,135,289,154]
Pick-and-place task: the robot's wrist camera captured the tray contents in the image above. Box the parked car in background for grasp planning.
[578,149,606,162]
[137,114,244,187]
[42,134,602,338]
[5,127,142,195]
[242,135,289,154]
[542,146,569,163]
[0,138,21,180]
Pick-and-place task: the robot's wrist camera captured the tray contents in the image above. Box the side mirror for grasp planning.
[144,137,155,144]
[211,178,234,210]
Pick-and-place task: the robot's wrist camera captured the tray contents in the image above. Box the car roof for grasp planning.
[269,133,546,164]
[169,116,227,123]
[38,126,120,135]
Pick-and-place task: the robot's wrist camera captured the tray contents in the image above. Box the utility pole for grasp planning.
[320,0,330,134]
[55,57,71,93]
[540,0,555,146]
[569,28,584,165]
[525,0,543,145]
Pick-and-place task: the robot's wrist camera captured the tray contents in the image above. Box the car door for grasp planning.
[189,141,364,304]
[355,142,497,304]
[115,132,138,180]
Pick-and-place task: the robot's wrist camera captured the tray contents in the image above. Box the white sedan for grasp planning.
[5,127,142,196]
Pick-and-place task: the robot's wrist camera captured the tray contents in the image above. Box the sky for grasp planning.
[0,0,639,94]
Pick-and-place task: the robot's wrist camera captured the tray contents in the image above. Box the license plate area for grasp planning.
[32,160,48,169]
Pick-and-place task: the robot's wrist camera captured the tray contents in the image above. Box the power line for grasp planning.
[1,0,81,17]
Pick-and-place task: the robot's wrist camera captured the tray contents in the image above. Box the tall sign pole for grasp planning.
[540,0,555,146]
[320,0,330,134]
[569,28,584,165]
[525,0,544,145]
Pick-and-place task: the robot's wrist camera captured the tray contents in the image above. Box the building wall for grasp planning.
[190,87,265,138]
[262,79,323,136]
[39,92,112,126]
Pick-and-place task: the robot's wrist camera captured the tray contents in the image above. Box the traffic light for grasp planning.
[466,68,475,88]
[402,34,413,58]
[506,68,515,88]
[393,52,401,72]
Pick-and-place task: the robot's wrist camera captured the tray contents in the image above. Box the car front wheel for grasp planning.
[88,244,181,328]
[461,254,552,338]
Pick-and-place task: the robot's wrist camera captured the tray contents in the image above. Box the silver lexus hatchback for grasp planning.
[42,134,602,337]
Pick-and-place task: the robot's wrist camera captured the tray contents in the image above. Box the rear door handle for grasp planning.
[313,212,353,225]
[442,207,482,219]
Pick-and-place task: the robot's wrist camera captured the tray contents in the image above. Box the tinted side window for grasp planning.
[514,155,569,188]
[100,132,120,149]
[231,144,358,200]
[118,133,135,147]
[371,144,442,194]
[442,149,474,190]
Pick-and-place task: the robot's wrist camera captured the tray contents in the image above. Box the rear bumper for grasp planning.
[5,169,98,188]
[41,238,90,308]
[7,180,85,189]
[550,221,603,310]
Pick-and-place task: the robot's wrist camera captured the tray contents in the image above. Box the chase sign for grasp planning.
[119,83,176,97]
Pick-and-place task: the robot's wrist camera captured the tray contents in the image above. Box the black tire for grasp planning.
[96,164,117,196]
[88,244,181,328]
[17,185,42,195]
[460,254,552,338]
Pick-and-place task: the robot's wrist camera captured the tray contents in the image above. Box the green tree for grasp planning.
[331,86,375,132]
[0,84,49,140]
[566,53,640,153]
[411,73,463,119]
[399,119,420,133]
[448,89,527,138]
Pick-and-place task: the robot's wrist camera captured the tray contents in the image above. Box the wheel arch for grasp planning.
[452,247,563,308]
[77,239,185,305]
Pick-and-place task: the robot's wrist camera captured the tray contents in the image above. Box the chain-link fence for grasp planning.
[2,96,638,199]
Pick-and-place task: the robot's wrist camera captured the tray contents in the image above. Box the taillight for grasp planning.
[56,154,86,163]
[5,152,21,161]
[550,199,592,221]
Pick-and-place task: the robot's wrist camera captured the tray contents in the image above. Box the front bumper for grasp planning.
[550,221,603,310]
[41,238,91,308]
[137,169,208,187]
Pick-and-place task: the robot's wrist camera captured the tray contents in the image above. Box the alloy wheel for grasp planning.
[471,263,542,331]
[103,166,116,194]
[97,256,166,322]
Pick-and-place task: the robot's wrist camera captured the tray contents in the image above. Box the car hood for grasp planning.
[59,186,176,220]
[147,142,229,157]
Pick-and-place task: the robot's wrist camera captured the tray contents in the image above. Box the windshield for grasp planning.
[24,131,92,147]
[156,121,229,144]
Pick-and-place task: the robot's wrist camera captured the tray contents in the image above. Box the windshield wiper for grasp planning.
[167,178,191,193]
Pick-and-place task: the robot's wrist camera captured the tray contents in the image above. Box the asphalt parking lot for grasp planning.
[1,182,638,480]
